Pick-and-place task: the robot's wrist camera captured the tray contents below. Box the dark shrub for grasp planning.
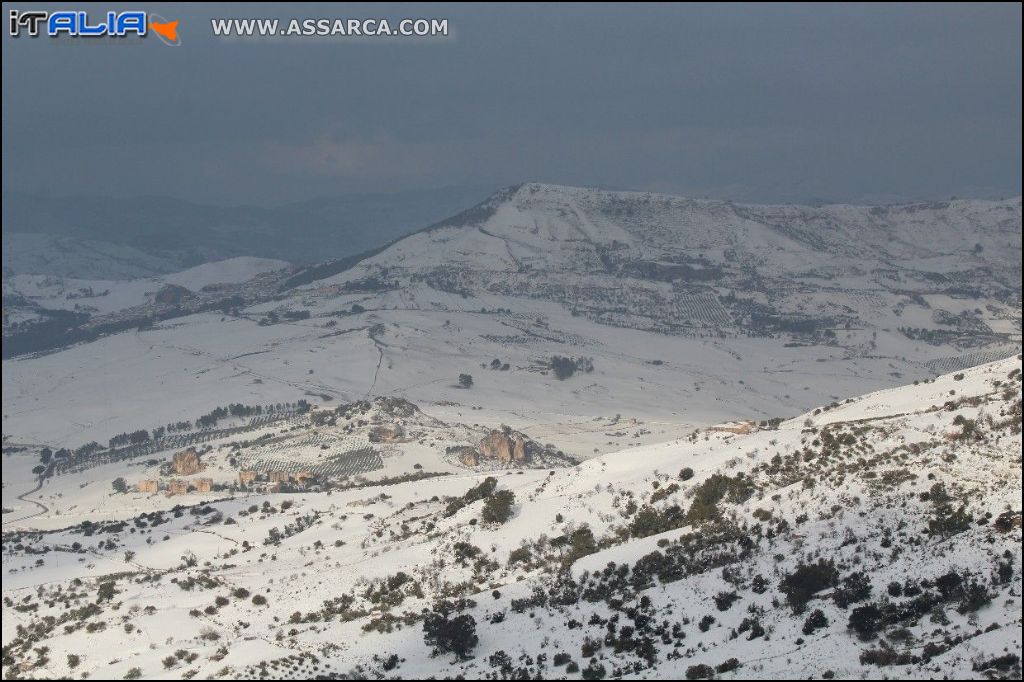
[802,609,829,635]
[423,612,479,660]
[565,527,598,565]
[629,505,686,538]
[686,474,755,524]
[686,663,715,680]
[716,658,740,674]
[780,559,838,613]
[481,490,516,524]
[581,661,607,680]
[957,579,993,614]
[751,575,769,594]
[834,571,872,609]
[713,591,739,611]
[848,603,883,640]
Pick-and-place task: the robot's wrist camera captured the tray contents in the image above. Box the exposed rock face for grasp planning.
[171,449,202,475]
[445,445,479,466]
[512,436,527,463]
[478,430,530,465]
[459,447,479,466]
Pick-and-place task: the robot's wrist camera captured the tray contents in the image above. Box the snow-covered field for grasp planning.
[3,297,953,451]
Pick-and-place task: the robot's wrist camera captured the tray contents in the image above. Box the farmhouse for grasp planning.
[707,420,757,435]
[136,479,159,494]
[166,479,188,495]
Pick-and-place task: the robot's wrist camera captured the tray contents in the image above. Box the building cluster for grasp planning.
[706,420,757,435]
[237,469,316,492]
[133,448,319,496]
[135,477,214,495]
[131,448,218,495]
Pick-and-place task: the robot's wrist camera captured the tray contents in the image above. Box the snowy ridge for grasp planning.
[336,183,1021,279]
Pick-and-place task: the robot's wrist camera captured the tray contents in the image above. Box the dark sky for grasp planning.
[2,2,1021,205]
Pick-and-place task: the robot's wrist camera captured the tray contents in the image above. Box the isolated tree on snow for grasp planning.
[481,490,516,524]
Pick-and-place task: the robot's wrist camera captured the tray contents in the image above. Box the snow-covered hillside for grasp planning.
[3,185,1018,455]
[325,184,1020,337]
[350,184,1020,273]
[3,357,1020,679]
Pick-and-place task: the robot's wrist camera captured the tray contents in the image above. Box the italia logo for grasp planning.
[8,9,180,45]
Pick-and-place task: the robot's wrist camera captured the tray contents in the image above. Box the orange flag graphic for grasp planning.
[150,19,178,42]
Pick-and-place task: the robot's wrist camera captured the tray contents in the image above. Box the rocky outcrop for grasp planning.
[478,429,530,465]
[171,449,202,475]
[445,445,479,466]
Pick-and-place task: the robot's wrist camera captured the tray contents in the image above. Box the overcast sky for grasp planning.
[2,2,1021,205]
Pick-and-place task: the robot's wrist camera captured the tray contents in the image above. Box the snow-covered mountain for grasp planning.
[317,183,1021,338]
[2,356,1020,679]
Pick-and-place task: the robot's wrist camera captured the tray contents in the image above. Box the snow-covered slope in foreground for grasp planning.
[3,356,1020,679]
